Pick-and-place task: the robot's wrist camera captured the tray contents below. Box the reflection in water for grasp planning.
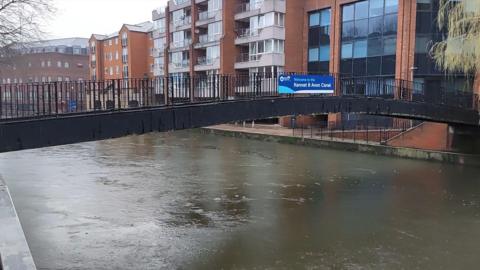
[0,131,479,270]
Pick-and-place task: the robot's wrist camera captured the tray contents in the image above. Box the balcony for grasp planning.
[196,10,221,26]
[153,65,165,76]
[169,60,190,73]
[152,29,166,39]
[169,0,191,11]
[170,16,192,31]
[153,47,165,57]
[235,0,285,20]
[170,39,192,51]
[152,9,166,20]
[235,52,284,69]
[236,28,260,38]
[236,53,260,63]
[194,34,221,48]
[235,25,285,45]
[194,56,220,71]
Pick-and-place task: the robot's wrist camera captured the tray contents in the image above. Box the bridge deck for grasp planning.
[0,96,477,153]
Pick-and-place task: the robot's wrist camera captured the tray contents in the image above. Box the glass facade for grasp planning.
[308,8,331,74]
[340,0,398,77]
[413,0,472,91]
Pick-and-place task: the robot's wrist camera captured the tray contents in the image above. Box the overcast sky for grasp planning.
[46,0,168,39]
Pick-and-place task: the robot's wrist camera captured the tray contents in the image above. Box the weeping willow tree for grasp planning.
[430,0,480,75]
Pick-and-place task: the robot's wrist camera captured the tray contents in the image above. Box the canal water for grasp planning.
[0,131,479,270]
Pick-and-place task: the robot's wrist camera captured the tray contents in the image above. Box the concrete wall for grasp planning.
[0,176,37,270]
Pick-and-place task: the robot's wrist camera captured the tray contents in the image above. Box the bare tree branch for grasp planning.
[0,0,55,65]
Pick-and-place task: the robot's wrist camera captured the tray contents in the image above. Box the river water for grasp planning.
[0,131,479,270]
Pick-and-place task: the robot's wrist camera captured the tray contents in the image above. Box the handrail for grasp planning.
[0,73,477,121]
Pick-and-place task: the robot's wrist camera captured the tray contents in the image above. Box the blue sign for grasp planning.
[278,75,335,94]
[68,100,77,112]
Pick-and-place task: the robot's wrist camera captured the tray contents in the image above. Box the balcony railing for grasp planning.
[236,53,261,63]
[173,0,189,5]
[198,34,221,44]
[197,56,219,65]
[235,1,263,14]
[172,16,192,27]
[170,39,192,49]
[172,60,190,68]
[236,28,260,38]
[198,10,218,21]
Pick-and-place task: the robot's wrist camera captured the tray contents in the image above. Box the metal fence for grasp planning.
[292,119,423,145]
[0,73,477,121]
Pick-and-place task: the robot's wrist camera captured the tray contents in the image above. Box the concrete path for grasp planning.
[0,176,36,270]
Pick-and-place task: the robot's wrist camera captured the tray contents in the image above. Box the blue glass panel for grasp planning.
[353,40,367,58]
[320,9,331,26]
[309,12,320,27]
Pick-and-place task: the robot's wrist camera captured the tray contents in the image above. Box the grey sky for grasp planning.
[47,0,168,39]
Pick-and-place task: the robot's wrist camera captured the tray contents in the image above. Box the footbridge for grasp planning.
[0,74,478,153]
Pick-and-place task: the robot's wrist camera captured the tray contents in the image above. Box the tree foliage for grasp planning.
[0,0,54,56]
[431,0,480,74]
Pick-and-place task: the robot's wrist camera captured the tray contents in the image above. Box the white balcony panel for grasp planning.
[194,58,220,71]
[235,53,284,69]
[235,26,285,45]
[169,0,191,12]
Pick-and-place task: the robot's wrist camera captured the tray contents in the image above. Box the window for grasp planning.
[41,61,45,67]
[308,8,331,73]
[208,0,222,11]
[208,21,222,39]
[206,45,220,60]
[353,40,367,58]
[340,0,398,76]
[309,13,320,27]
[309,48,319,62]
[47,61,51,67]
[64,62,70,68]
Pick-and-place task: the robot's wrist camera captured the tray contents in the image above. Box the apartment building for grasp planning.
[281,0,476,151]
[153,0,286,77]
[285,0,471,91]
[0,38,89,84]
[89,22,154,81]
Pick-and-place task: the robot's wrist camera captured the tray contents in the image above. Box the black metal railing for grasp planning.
[0,73,477,121]
[291,119,423,145]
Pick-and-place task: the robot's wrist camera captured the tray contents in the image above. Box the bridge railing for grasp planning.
[0,73,477,121]
[339,76,477,109]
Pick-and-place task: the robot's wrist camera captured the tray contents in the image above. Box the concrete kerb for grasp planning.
[203,126,480,166]
[0,175,36,270]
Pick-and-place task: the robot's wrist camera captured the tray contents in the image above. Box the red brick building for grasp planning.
[89,22,154,81]
[0,38,89,84]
